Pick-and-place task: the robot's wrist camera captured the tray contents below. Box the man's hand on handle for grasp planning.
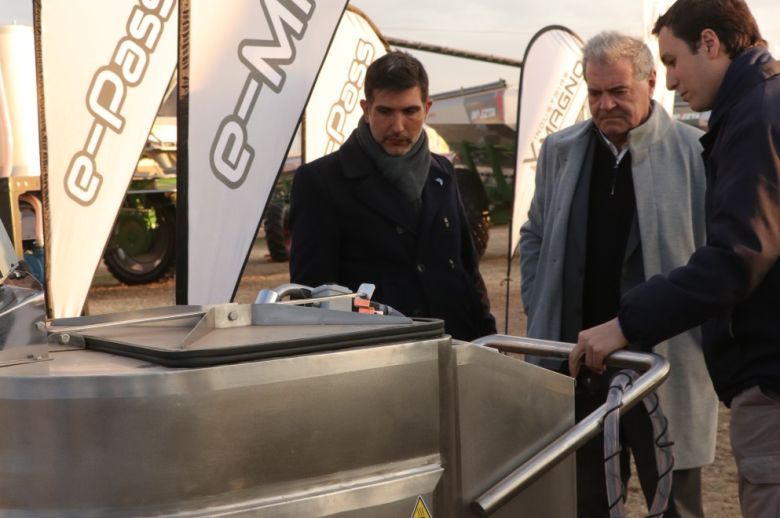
[569,318,629,377]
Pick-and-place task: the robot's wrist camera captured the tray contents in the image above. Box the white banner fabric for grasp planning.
[509,27,587,256]
[644,0,676,113]
[302,6,386,163]
[38,0,178,317]
[186,0,347,304]
[0,25,41,178]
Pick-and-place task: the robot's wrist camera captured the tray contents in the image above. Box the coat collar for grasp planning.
[709,47,778,130]
[556,101,674,155]
[626,101,675,152]
[337,131,452,235]
[550,119,594,174]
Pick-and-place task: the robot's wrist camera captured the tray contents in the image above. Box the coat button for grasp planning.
[443,217,450,228]
[396,226,405,235]
[448,259,455,269]
[416,264,425,273]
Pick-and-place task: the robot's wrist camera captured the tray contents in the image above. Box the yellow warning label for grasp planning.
[410,495,432,518]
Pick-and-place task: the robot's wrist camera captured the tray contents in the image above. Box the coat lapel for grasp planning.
[553,123,596,240]
[564,134,596,269]
[338,134,419,234]
[627,105,665,273]
[418,157,451,241]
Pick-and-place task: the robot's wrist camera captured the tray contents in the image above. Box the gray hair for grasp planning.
[583,31,655,80]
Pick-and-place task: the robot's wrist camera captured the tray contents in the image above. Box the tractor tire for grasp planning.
[264,201,291,262]
[104,204,176,285]
[456,167,491,257]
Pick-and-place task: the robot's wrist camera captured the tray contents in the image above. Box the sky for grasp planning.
[350,0,780,94]
[2,0,779,95]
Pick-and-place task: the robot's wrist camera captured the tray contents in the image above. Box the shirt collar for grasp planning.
[594,100,656,162]
[596,128,630,163]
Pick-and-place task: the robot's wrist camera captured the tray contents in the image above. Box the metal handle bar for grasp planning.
[469,334,670,517]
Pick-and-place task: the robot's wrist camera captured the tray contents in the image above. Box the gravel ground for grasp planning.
[86,223,739,516]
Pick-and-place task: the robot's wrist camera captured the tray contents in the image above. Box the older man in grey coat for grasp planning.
[520,32,718,517]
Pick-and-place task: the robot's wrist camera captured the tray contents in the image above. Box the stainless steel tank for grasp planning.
[0,270,668,517]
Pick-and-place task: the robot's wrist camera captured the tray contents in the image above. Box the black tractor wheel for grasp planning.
[456,166,491,257]
[104,204,176,285]
[264,201,291,262]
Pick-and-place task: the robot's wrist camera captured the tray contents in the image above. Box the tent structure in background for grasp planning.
[504,25,588,332]
[177,0,348,305]
[34,0,177,318]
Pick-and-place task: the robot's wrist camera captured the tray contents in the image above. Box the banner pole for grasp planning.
[176,0,191,305]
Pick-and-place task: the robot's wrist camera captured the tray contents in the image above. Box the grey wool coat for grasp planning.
[519,104,718,470]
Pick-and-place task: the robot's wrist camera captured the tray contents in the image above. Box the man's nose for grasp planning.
[390,112,404,132]
[666,72,678,91]
[599,94,617,111]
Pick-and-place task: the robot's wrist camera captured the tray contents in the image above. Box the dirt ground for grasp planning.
[86,224,739,517]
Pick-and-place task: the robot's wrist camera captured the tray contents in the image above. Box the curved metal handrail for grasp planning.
[469,334,670,517]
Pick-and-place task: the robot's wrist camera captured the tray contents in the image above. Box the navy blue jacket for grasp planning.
[289,132,496,341]
[618,48,780,405]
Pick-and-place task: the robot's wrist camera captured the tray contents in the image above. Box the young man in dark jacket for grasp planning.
[289,52,496,341]
[570,1,780,515]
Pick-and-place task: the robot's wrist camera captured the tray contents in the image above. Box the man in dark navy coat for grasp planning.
[289,51,496,341]
[571,1,780,515]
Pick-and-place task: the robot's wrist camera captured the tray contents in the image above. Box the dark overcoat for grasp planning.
[619,48,780,405]
[289,132,496,341]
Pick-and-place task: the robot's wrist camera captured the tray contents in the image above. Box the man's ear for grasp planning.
[360,99,369,121]
[647,69,657,96]
[700,28,722,58]
[424,98,433,116]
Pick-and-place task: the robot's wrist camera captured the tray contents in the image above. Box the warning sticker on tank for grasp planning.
[410,495,432,518]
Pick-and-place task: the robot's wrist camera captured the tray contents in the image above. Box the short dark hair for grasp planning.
[652,0,766,58]
[364,51,429,103]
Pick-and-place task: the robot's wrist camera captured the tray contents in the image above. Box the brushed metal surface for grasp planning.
[471,335,669,515]
[0,338,446,516]
[0,317,598,516]
[453,343,576,517]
